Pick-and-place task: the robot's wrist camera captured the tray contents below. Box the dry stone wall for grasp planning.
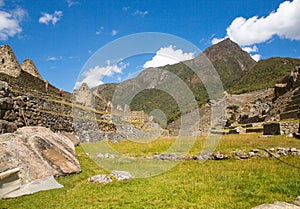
[263,122,299,135]
[0,45,21,77]
[21,59,42,79]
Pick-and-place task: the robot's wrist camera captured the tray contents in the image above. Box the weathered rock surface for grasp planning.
[111,170,133,181]
[0,126,81,184]
[88,174,112,184]
[252,201,300,209]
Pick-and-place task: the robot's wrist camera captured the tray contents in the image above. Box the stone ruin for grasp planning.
[73,82,94,107]
[0,45,22,78]
[0,44,43,80]
[21,59,43,79]
[112,103,148,124]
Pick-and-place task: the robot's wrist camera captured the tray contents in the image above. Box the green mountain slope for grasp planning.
[230,57,300,94]
[96,38,258,123]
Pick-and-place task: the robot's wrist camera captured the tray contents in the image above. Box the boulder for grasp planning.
[252,201,300,209]
[0,126,81,184]
[295,197,300,206]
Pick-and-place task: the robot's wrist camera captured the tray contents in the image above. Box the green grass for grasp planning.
[1,134,300,209]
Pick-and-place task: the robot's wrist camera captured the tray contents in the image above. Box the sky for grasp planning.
[0,0,300,92]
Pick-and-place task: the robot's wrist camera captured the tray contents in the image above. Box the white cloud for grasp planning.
[96,26,104,35]
[242,45,258,53]
[251,54,262,62]
[111,29,118,36]
[0,7,26,40]
[211,37,227,45]
[39,11,63,25]
[225,0,300,46]
[143,45,195,69]
[123,6,130,11]
[46,56,62,61]
[66,0,79,7]
[132,10,148,17]
[75,61,128,88]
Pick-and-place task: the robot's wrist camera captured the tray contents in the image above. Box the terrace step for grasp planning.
[285,104,299,112]
[246,127,263,133]
[280,110,300,120]
[287,97,300,106]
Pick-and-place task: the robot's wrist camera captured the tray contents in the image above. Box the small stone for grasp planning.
[212,151,227,160]
[170,153,178,161]
[153,154,159,159]
[88,174,112,184]
[236,151,248,159]
[97,153,105,158]
[159,154,168,160]
[269,148,275,152]
[249,151,255,157]
[251,149,259,153]
[111,170,133,181]
[290,148,297,152]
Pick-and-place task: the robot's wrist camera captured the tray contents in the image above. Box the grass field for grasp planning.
[1,134,300,209]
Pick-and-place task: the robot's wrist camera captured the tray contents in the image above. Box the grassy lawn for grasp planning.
[1,134,300,209]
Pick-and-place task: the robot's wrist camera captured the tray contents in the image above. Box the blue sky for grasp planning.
[1,0,300,91]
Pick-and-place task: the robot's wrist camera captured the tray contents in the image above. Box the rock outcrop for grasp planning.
[0,126,81,184]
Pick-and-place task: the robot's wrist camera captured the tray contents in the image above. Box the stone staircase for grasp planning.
[280,87,300,120]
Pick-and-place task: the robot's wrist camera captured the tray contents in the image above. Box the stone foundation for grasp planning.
[263,122,299,135]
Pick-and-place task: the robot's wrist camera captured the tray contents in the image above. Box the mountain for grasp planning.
[230,57,300,94]
[96,38,257,123]
[202,38,257,89]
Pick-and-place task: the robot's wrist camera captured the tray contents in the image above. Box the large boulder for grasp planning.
[0,126,81,184]
[252,201,300,209]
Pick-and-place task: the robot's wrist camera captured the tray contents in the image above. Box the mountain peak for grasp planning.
[202,38,256,68]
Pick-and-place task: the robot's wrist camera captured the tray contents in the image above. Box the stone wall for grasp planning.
[0,71,70,99]
[0,45,21,77]
[21,59,42,79]
[0,82,116,137]
[263,122,299,135]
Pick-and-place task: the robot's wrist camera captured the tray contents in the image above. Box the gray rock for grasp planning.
[252,201,300,209]
[111,170,133,181]
[236,151,249,159]
[169,153,178,161]
[212,151,227,160]
[249,151,255,157]
[0,119,17,133]
[96,153,105,158]
[159,154,168,160]
[290,148,297,152]
[295,196,300,206]
[0,126,81,184]
[153,154,159,159]
[88,174,112,184]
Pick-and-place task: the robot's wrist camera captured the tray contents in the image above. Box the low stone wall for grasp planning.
[280,121,299,135]
[263,122,299,135]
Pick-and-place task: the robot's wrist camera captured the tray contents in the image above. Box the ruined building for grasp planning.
[0,45,43,80]
[73,82,94,107]
[21,59,43,79]
[0,45,22,77]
